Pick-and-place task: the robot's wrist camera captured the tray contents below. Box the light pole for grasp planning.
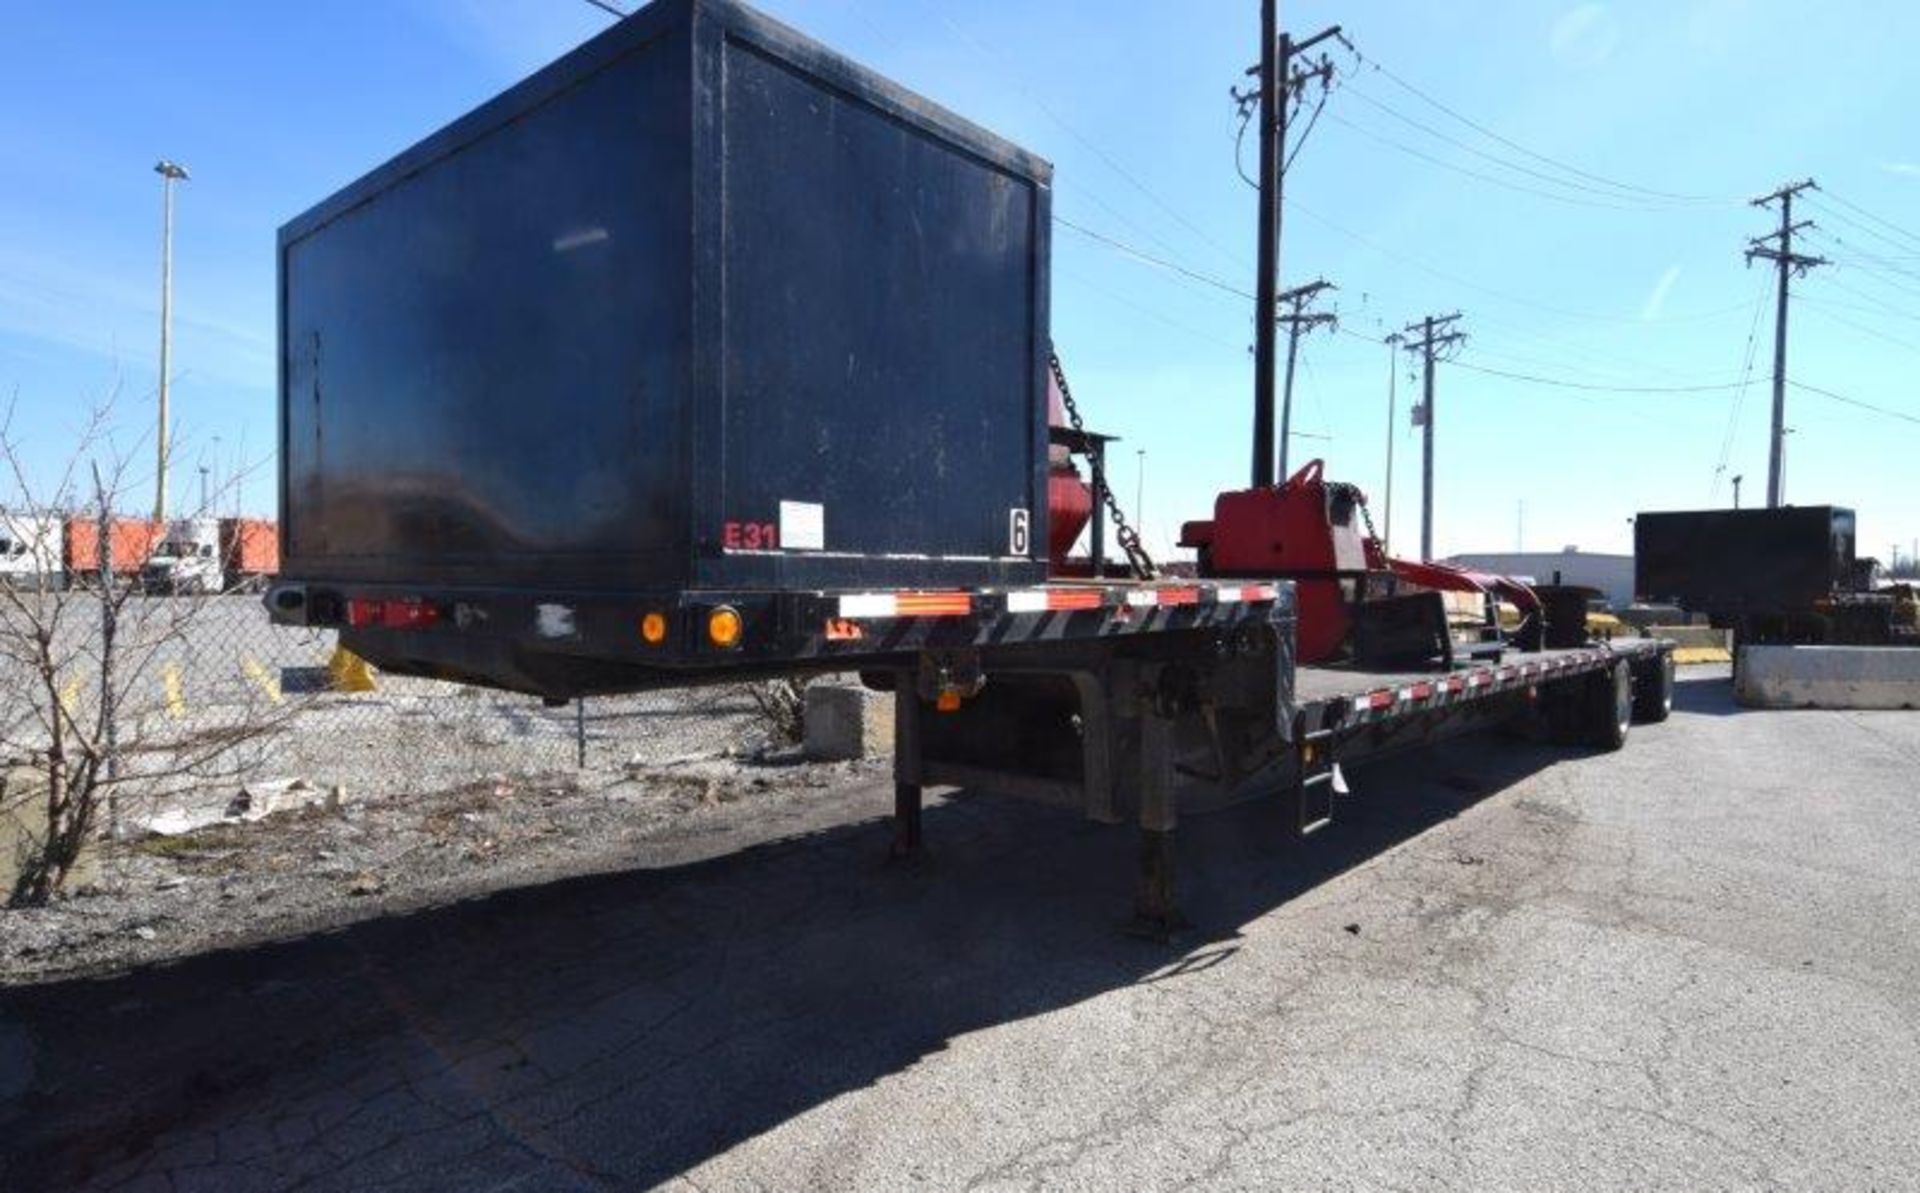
[1731,474,1743,510]
[153,159,190,523]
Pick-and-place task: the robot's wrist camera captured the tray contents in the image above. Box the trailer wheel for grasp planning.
[1589,660,1632,751]
[1632,653,1674,724]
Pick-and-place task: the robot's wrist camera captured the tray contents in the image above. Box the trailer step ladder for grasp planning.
[1296,724,1343,835]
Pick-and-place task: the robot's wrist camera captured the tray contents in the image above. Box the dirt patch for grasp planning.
[1,754,887,985]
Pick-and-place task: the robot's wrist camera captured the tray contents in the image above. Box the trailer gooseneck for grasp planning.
[267,0,1674,933]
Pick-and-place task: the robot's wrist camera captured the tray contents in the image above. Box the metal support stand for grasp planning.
[1128,686,1186,939]
[890,681,927,861]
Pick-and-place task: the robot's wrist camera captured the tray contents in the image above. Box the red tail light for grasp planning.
[346,597,441,629]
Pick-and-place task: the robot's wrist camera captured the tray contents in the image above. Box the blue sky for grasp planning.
[3,0,1917,563]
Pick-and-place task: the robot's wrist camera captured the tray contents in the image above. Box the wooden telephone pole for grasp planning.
[1746,179,1825,508]
[1401,314,1465,561]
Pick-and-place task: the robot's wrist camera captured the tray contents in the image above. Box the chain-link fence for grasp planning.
[2,589,786,836]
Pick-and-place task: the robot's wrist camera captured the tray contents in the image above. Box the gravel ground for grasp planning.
[3,752,887,985]
[5,666,1920,1191]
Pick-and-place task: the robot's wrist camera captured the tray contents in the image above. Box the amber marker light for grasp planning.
[707,606,744,649]
[640,611,668,645]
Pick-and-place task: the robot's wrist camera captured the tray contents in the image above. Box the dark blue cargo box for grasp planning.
[278,0,1052,608]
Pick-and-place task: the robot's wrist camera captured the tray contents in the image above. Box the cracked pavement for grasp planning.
[4,667,1918,1191]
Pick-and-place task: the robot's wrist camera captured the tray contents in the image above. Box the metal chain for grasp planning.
[1328,480,1380,544]
[1049,349,1158,579]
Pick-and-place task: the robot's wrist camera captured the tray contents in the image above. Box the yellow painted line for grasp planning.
[242,656,283,705]
[59,673,85,718]
[162,661,187,719]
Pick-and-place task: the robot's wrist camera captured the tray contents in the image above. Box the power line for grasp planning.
[1289,197,1753,325]
[1337,83,1719,211]
[1811,190,1920,254]
[1352,53,1736,205]
[928,3,1246,274]
[1709,272,1773,500]
[1788,380,1920,426]
[1450,359,1748,393]
[579,0,626,17]
[1053,216,1253,299]
[1803,219,1920,284]
[1800,302,1920,357]
[1800,292,1920,325]
[1326,112,1686,212]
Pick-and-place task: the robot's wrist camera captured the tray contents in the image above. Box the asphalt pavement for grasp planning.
[4,666,1918,1191]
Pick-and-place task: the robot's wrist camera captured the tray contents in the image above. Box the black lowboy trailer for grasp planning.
[267,0,1674,933]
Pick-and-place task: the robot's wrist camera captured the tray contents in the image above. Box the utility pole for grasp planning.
[1276,278,1337,479]
[1401,313,1465,561]
[153,159,190,523]
[1238,5,1341,488]
[1746,179,1825,509]
[1731,473,1743,509]
[1382,333,1401,555]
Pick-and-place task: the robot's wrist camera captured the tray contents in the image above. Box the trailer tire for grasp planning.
[1632,652,1674,724]
[1588,660,1632,751]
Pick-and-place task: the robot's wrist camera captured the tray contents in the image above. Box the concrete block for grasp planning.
[1735,645,1920,709]
[803,683,894,761]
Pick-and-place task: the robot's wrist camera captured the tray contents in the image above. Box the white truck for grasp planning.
[0,512,63,591]
[139,518,223,595]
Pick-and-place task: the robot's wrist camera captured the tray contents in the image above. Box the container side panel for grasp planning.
[1635,507,1849,611]
[282,42,691,589]
[713,37,1041,575]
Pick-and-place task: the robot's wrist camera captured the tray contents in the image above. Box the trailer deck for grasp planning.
[1295,640,1664,731]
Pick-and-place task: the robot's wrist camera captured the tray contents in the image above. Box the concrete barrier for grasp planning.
[1735,645,1920,709]
[802,683,895,761]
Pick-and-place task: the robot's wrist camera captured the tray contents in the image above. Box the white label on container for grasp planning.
[1009,508,1031,556]
[780,501,825,551]
[535,603,577,639]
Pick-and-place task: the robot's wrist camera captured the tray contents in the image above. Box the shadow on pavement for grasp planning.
[2,733,1575,1190]
[1674,670,1742,717]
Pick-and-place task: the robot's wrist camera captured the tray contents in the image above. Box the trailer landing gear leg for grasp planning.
[890,781,925,862]
[1129,828,1185,940]
[1127,702,1186,940]
[889,681,927,863]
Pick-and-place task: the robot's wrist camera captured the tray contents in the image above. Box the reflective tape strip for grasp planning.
[837,593,897,618]
[836,592,972,618]
[1367,690,1395,710]
[1006,589,1105,614]
[1408,682,1435,700]
[1155,587,1201,606]
[894,592,973,617]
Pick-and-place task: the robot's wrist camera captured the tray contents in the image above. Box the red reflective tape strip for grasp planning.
[1155,587,1201,606]
[1367,690,1395,710]
[893,592,973,617]
[1446,676,1466,693]
[1243,584,1278,601]
[1409,682,1435,700]
[1047,589,1106,611]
